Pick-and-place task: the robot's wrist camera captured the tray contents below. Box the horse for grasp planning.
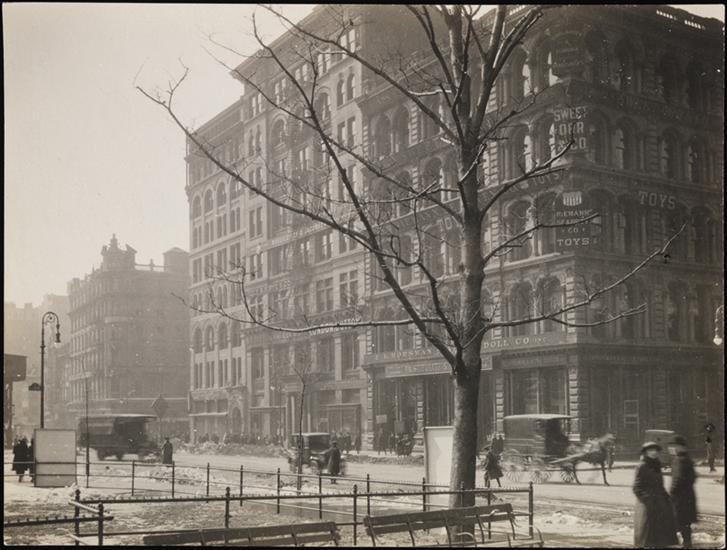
[567,433,616,486]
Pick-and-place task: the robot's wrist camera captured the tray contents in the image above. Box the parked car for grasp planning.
[286,432,347,476]
[78,414,160,461]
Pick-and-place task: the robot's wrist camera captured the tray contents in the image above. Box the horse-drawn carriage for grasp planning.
[498,414,614,485]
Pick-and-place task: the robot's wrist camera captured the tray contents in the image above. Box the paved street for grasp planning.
[171,450,725,517]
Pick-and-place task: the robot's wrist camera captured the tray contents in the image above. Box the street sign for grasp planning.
[151,395,168,418]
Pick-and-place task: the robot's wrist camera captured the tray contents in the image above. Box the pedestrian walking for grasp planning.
[325,441,341,484]
[161,437,174,465]
[12,437,30,482]
[354,432,361,455]
[633,441,678,548]
[388,432,397,456]
[375,428,384,456]
[483,445,503,488]
[493,434,505,457]
[704,423,716,472]
[669,435,698,548]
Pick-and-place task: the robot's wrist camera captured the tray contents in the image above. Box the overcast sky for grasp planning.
[3,4,724,306]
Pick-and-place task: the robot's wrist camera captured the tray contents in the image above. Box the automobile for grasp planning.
[286,432,347,476]
[78,414,160,461]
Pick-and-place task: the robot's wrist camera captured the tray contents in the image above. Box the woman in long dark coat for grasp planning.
[483,446,503,487]
[326,441,341,484]
[669,435,697,548]
[12,437,30,482]
[633,442,678,548]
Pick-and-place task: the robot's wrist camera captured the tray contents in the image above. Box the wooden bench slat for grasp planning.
[142,521,339,547]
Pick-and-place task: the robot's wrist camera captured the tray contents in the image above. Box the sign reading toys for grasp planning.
[555,190,600,249]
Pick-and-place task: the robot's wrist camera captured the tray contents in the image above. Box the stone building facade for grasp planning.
[187,5,723,453]
[65,236,190,437]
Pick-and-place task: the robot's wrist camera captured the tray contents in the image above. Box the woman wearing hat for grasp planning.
[632,442,678,548]
[668,436,697,548]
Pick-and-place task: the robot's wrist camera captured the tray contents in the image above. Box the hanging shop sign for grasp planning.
[553,106,588,152]
[555,190,599,250]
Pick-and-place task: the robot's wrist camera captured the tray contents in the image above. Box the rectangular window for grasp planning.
[341,334,359,371]
[294,284,309,315]
[315,231,332,262]
[317,338,334,372]
[316,278,334,312]
[251,349,264,379]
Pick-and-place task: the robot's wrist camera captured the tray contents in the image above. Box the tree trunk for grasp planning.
[449,359,481,508]
[449,165,486,508]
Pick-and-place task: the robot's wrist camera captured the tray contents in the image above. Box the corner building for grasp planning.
[188,5,723,453]
[360,4,723,455]
[66,236,190,435]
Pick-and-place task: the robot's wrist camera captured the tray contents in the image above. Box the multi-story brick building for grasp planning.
[187,5,723,453]
[66,235,190,437]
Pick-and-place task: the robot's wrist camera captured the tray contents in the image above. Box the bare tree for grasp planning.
[140,5,684,507]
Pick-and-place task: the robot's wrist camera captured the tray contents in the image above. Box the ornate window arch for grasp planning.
[537,277,565,334]
[216,181,227,207]
[205,325,215,351]
[204,189,214,213]
[271,118,286,147]
[192,195,202,218]
[506,199,533,261]
[393,107,410,152]
[508,282,534,337]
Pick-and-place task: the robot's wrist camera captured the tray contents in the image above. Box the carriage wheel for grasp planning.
[560,463,577,483]
[528,459,548,484]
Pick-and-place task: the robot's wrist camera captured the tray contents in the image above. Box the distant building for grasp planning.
[65,235,190,437]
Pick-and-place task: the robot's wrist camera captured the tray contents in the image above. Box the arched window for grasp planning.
[506,200,532,261]
[619,281,649,340]
[373,115,391,158]
[657,54,680,105]
[585,31,609,86]
[231,324,241,347]
[192,195,202,218]
[666,282,688,342]
[687,137,705,184]
[538,277,564,333]
[686,62,707,111]
[205,326,215,351]
[534,193,556,255]
[663,205,688,261]
[619,196,648,256]
[336,78,345,106]
[315,93,331,122]
[612,121,637,170]
[271,119,286,147]
[422,158,444,204]
[509,283,534,336]
[614,39,640,92]
[535,117,556,163]
[193,328,203,353]
[346,73,356,101]
[395,171,413,217]
[216,182,227,207]
[422,224,444,278]
[509,47,530,101]
[510,127,532,176]
[218,322,228,348]
[230,180,241,199]
[586,113,607,165]
[204,190,214,213]
[659,131,679,179]
[692,208,718,264]
[393,108,409,152]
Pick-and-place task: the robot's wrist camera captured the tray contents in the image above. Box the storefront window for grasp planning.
[425,375,454,427]
[541,368,567,414]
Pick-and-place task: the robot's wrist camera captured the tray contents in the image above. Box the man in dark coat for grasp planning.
[12,437,30,482]
[483,445,503,488]
[354,433,361,455]
[633,442,678,548]
[161,437,174,465]
[669,435,697,548]
[325,441,341,484]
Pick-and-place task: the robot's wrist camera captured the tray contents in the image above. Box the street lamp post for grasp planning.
[40,312,61,429]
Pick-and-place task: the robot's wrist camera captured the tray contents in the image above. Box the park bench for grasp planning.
[363,503,544,547]
[141,521,341,546]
